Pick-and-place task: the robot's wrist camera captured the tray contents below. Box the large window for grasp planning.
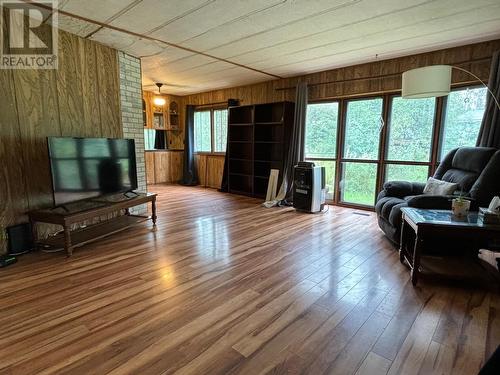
[387,97,435,162]
[303,85,487,209]
[384,96,436,183]
[340,98,383,206]
[194,108,228,153]
[304,102,339,198]
[194,110,211,152]
[440,87,487,158]
[213,109,228,152]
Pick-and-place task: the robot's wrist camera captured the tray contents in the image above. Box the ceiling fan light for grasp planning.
[154,97,166,106]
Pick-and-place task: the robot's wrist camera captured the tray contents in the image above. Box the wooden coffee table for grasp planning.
[399,207,500,286]
[29,192,157,256]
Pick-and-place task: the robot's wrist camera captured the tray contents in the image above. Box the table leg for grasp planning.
[399,216,406,265]
[29,218,38,251]
[64,226,73,257]
[411,234,422,286]
[152,197,157,226]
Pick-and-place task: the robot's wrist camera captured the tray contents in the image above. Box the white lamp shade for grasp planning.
[402,65,452,99]
[153,97,166,106]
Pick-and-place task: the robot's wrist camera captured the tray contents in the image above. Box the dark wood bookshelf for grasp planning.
[227,101,294,198]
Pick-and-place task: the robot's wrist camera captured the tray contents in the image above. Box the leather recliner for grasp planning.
[375,147,500,244]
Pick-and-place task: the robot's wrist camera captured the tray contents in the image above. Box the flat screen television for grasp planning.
[47,137,138,206]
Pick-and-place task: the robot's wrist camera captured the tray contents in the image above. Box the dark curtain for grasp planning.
[477,50,500,148]
[180,105,198,185]
[219,99,240,192]
[153,130,165,150]
[276,82,308,203]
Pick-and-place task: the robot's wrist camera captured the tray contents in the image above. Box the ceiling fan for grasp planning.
[142,82,191,91]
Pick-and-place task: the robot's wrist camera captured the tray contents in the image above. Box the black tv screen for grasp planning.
[48,137,138,206]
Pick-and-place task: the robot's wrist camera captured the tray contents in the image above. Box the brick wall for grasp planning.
[118,52,147,213]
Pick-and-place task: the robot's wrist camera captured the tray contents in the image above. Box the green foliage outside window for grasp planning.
[305,103,338,158]
[214,109,228,152]
[344,99,383,160]
[194,110,212,152]
[341,162,377,206]
[441,87,487,158]
[385,164,429,183]
[387,97,435,162]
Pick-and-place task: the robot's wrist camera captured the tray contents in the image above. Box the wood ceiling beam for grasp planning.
[20,0,283,79]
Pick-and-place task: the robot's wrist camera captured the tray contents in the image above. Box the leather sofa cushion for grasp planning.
[441,169,478,192]
[375,196,407,226]
[451,147,496,173]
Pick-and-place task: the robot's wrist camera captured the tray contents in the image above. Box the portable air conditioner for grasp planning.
[293,162,326,213]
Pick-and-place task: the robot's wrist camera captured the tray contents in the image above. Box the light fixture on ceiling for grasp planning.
[402,65,500,110]
[153,83,166,106]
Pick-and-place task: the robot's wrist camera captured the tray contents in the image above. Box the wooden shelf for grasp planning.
[29,193,157,256]
[254,159,283,163]
[227,101,294,198]
[38,215,150,249]
[255,122,283,125]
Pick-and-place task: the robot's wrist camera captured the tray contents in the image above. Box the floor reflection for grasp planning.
[195,216,230,262]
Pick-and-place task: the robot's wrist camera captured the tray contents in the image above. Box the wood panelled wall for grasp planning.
[174,39,500,190]
[0,30,122,254]
[145,151,184,185]
[195,154,225,189]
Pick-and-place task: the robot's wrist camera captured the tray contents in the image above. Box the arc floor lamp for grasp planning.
[402,64,500,110]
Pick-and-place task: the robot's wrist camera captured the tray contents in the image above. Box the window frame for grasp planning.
[304,83,486,210]
[437,84,486,161]
[379,94,438,190]
[303,100,341,200]
[194,106,228,155]
[338,96,384,208]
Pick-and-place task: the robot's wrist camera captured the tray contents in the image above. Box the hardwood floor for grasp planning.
[0,185,498,375]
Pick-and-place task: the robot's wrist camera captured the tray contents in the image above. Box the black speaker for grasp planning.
[6,223,34,255]
[228,98,240,107]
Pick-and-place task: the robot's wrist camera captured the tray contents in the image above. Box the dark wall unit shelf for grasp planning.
[229,125,253,142]
[227,101,294,198]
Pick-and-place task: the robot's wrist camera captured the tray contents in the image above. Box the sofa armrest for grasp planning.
[406,195,454,209]
[382,181,426,198]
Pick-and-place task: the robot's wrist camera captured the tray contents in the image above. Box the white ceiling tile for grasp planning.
[49,13,100,38]
[89,28,139,51]
[60,0,138,23]
[109,0,213,35]
[227,0,499,66]
[180,0,361,52]
[141,48,195,68]
[43,0,500,95]
[203,0,451,60]
[150,0,286,43]
[121,39,164,58]
[266,19,500,76]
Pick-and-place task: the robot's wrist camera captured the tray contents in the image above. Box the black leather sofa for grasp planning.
[376,147,500,244]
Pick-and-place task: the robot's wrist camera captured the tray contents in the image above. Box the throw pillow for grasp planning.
[423,177,458,195]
